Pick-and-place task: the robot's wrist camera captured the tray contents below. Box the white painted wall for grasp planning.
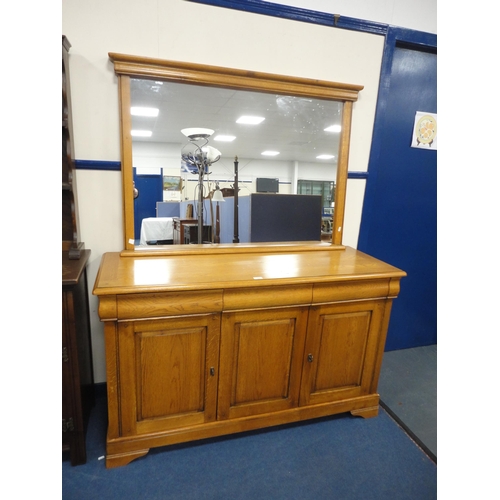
[62,0,435,382]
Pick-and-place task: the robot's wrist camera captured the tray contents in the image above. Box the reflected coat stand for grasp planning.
[233,156,239,243]
[215,203,221,244]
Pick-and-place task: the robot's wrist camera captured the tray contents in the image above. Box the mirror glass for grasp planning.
[109,53,362,251]
[130,79,343,247]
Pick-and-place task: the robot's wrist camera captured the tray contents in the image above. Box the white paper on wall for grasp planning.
[411,112,437,150]
[163,191,181,201]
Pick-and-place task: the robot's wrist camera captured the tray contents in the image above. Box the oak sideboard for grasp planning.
[93,243,405,468]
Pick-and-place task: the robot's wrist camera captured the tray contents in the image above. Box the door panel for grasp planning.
[218,307,308,420]
[313,311,370,391]
[300,301,386,406]
[118,314,220,435]
[137,327,207,419]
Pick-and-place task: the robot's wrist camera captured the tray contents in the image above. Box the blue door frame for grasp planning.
[357,28,437,350]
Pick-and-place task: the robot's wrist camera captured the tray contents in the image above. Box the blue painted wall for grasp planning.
[358,31,437,350]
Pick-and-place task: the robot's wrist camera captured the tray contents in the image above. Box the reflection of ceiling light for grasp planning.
[236,116,265,125]
[324,125,341,133]
[131,130,153,137]
[131,107,159,117]
[214,135,236,142]
[316,154,335,160]
[262,151,280,156]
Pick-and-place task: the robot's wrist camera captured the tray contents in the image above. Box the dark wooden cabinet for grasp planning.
[172,217,196,244]
[62,36,94,465]
[183,223,212,244]
[62,250,95,465]
[62,35,84,259]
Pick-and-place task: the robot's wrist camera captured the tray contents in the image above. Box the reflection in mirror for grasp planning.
[108,53,363,251]
[130,79,343,247]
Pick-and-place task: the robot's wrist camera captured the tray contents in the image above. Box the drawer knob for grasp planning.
[307,354,314,363]
[210,367,215,376]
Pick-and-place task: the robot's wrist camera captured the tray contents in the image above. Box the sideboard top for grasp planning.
[93,246,405,296]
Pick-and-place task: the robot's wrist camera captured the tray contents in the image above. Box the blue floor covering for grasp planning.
[63,394,436,499]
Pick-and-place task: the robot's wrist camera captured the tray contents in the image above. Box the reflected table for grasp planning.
[139,217,174,245]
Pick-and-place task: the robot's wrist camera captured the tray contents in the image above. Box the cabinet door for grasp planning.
[118,313,220,436]
[299,300,388,406]
[218,307,308,420]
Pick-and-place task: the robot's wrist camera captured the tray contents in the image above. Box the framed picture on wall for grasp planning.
[411,112,437,150]
[163,176,182,191]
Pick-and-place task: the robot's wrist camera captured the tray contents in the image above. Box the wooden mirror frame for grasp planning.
[109,53,363,253]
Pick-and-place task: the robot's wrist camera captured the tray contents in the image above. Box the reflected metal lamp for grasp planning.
[181,128,221,243]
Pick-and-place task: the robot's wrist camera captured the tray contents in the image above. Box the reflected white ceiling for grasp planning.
[130,78,344,164]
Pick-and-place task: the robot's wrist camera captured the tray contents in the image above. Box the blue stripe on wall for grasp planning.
[74,159,367,181]
[186,0,334,26]
[348,172,368,180]
[74,159,121,171]
[74,158,368,182]
[186,0,388,34]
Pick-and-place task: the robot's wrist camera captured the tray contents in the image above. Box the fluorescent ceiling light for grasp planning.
[316,154,335,160]
[131,130,153,137]
[214,135,236,142]
[324,125,341,133]
[131,107,159,117]
[236,116,265,125]
[262,151,280,156]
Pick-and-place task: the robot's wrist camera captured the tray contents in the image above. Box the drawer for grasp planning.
[117,290,223,320]
[223,284,312,310]
[312,279,391,303]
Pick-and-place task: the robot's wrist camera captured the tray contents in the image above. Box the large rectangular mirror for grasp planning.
[109,53,363,252]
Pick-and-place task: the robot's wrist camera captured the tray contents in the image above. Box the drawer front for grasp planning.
[223,284,312,311]
[117,290,223,320]
[312,279,391,304]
